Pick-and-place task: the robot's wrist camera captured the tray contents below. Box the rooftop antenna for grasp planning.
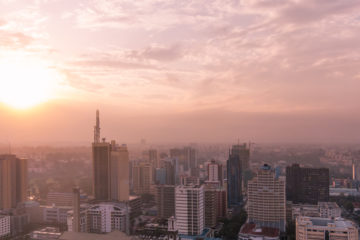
[94,110,101,143]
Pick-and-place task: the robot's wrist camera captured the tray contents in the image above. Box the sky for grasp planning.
[0,0,360,144]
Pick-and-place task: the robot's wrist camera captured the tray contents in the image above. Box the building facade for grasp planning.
[286,164,329,204]
[156,185,175,219]
[175,185,204,236]
[247,164,286,232]
[67,202,130,235]
[132,162,153,195]
[227,144,250,206]
[0,215,10,239]
[296,216,358,240]
[0,154,27,210]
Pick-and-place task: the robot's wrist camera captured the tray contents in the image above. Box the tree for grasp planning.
[219,209,247,240]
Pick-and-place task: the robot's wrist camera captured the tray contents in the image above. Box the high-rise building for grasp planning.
[204,184,227,228]
[286,164,329,204]
[92,140,111,200]
[72,188,80,233]
[163,160,175,185]
[132,162,153,195]
[155,168,166,185]
[92,110,130,201]
[296,216,358,240]
[207,160,223,185]
[175,185,204,236]
[149,149,158,168]
[110,141,130,202]
[170,147,196,174]
[227,144,250,206]
[156,185,175,219]
[0,154,27,210]
[247,164,286,232]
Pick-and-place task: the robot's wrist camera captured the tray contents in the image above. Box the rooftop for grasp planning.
[299,217,355,229]
[60,231,137,240]
[239,223,280,238]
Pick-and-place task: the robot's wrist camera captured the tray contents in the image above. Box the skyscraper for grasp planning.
[92,110,129,201]
[92,140,111,200]
[0,154,27,210]
[110,141,130,202]
[227,143,250,206]
[247,164,286,232]
[175,185,204,236]
[286,164,329,204]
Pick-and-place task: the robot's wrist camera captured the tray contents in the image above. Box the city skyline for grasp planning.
[1,0,360,144]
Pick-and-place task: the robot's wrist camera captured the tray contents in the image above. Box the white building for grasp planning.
[67,202,130,235]
[175,185,204,236]
[0,215,10,239]
[44,205,72,224]
[247,164,286,232]
[296,216,358,240]
[291,202,341,220]
[318,202,341,218]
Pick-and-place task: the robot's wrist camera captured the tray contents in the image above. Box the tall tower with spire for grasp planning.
[94,109,100,143]
[92,110,129,201]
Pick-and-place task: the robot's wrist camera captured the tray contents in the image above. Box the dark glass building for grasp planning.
[227,144,250,206]
[286,164,329,204]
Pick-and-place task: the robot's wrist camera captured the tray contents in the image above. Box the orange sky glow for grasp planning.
[1,0,360,144]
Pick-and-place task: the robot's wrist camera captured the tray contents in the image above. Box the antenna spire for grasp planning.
[94,110,101,143]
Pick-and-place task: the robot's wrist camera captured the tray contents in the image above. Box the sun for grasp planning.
[0,56,60,109]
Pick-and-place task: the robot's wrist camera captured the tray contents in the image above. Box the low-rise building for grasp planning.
[238,223,280,240]
[67,202,130,235]
[318,202,341,218]
[30,227,62,240]
[296,216,358,240]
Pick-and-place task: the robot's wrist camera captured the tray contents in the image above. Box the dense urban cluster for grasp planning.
[1,111,360,240]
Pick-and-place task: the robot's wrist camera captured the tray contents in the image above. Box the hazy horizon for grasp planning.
[1,0,360,144]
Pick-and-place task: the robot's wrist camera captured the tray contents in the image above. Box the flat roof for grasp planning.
[60,231,137,240]
[240,223,280,237]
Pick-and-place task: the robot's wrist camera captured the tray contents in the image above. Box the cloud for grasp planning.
[0,30,33,49]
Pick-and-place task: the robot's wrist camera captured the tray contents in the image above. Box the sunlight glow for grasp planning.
[0,55,60,109]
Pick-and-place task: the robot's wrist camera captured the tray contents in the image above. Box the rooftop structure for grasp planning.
[238,223,280,240]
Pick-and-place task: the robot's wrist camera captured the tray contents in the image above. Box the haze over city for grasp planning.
[1,0,360,144]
